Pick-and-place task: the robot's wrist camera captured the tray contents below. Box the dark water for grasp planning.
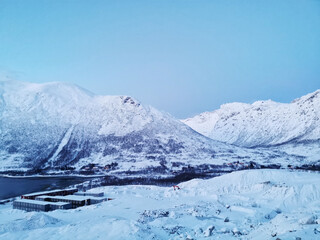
[0,176,92,200]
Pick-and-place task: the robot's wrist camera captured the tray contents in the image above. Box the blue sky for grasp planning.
[0,0,319,118]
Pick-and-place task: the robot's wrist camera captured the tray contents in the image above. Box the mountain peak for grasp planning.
[120,96,141,107]
[252,99,278,107]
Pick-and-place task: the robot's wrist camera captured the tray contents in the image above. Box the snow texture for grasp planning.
[0,169,319,239]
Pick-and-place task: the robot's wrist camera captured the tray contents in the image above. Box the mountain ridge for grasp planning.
[0,79,257,175]
[182,89,320,148]
[1,80,317,176]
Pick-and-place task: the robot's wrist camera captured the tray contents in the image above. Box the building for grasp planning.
[36,195,91,208]
[21,188,78,200]
[13,199,50,212]
[36,194,108,207]
[15,189,109,212]
[74,192,104,197]
[13,199,71,212]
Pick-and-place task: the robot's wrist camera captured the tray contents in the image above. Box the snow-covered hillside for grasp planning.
[1,169,319,239]
[0,79,269,175]
[183,90,320,148]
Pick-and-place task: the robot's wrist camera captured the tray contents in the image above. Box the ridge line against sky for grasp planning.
[0,0,319,118]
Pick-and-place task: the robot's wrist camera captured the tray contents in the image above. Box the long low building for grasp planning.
[21,188,78,200]
[35,195,108,208]
[36,195,91,208]
[15,189,109,211]
[13,199,71,212]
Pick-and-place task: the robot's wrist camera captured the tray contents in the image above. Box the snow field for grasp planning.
[0,169,319,240]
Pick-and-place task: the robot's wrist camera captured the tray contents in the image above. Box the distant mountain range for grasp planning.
[182,90,320,168]
[0,80,318,176]
[0,79,267,176]
[183,90,320,147]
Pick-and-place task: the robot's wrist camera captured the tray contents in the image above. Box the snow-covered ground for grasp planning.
[1,169,319,240]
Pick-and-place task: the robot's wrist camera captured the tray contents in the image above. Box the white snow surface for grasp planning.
[182,90,320,147]
[1,169,320,239]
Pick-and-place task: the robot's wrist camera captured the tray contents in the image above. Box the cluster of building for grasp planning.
[13,188,109,212]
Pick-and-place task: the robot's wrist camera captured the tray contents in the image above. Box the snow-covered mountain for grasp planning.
[1,79,267,175]
[183,90,320,148]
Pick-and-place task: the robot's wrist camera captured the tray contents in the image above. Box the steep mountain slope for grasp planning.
[1,79,270,175]
[183,90,320,148]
